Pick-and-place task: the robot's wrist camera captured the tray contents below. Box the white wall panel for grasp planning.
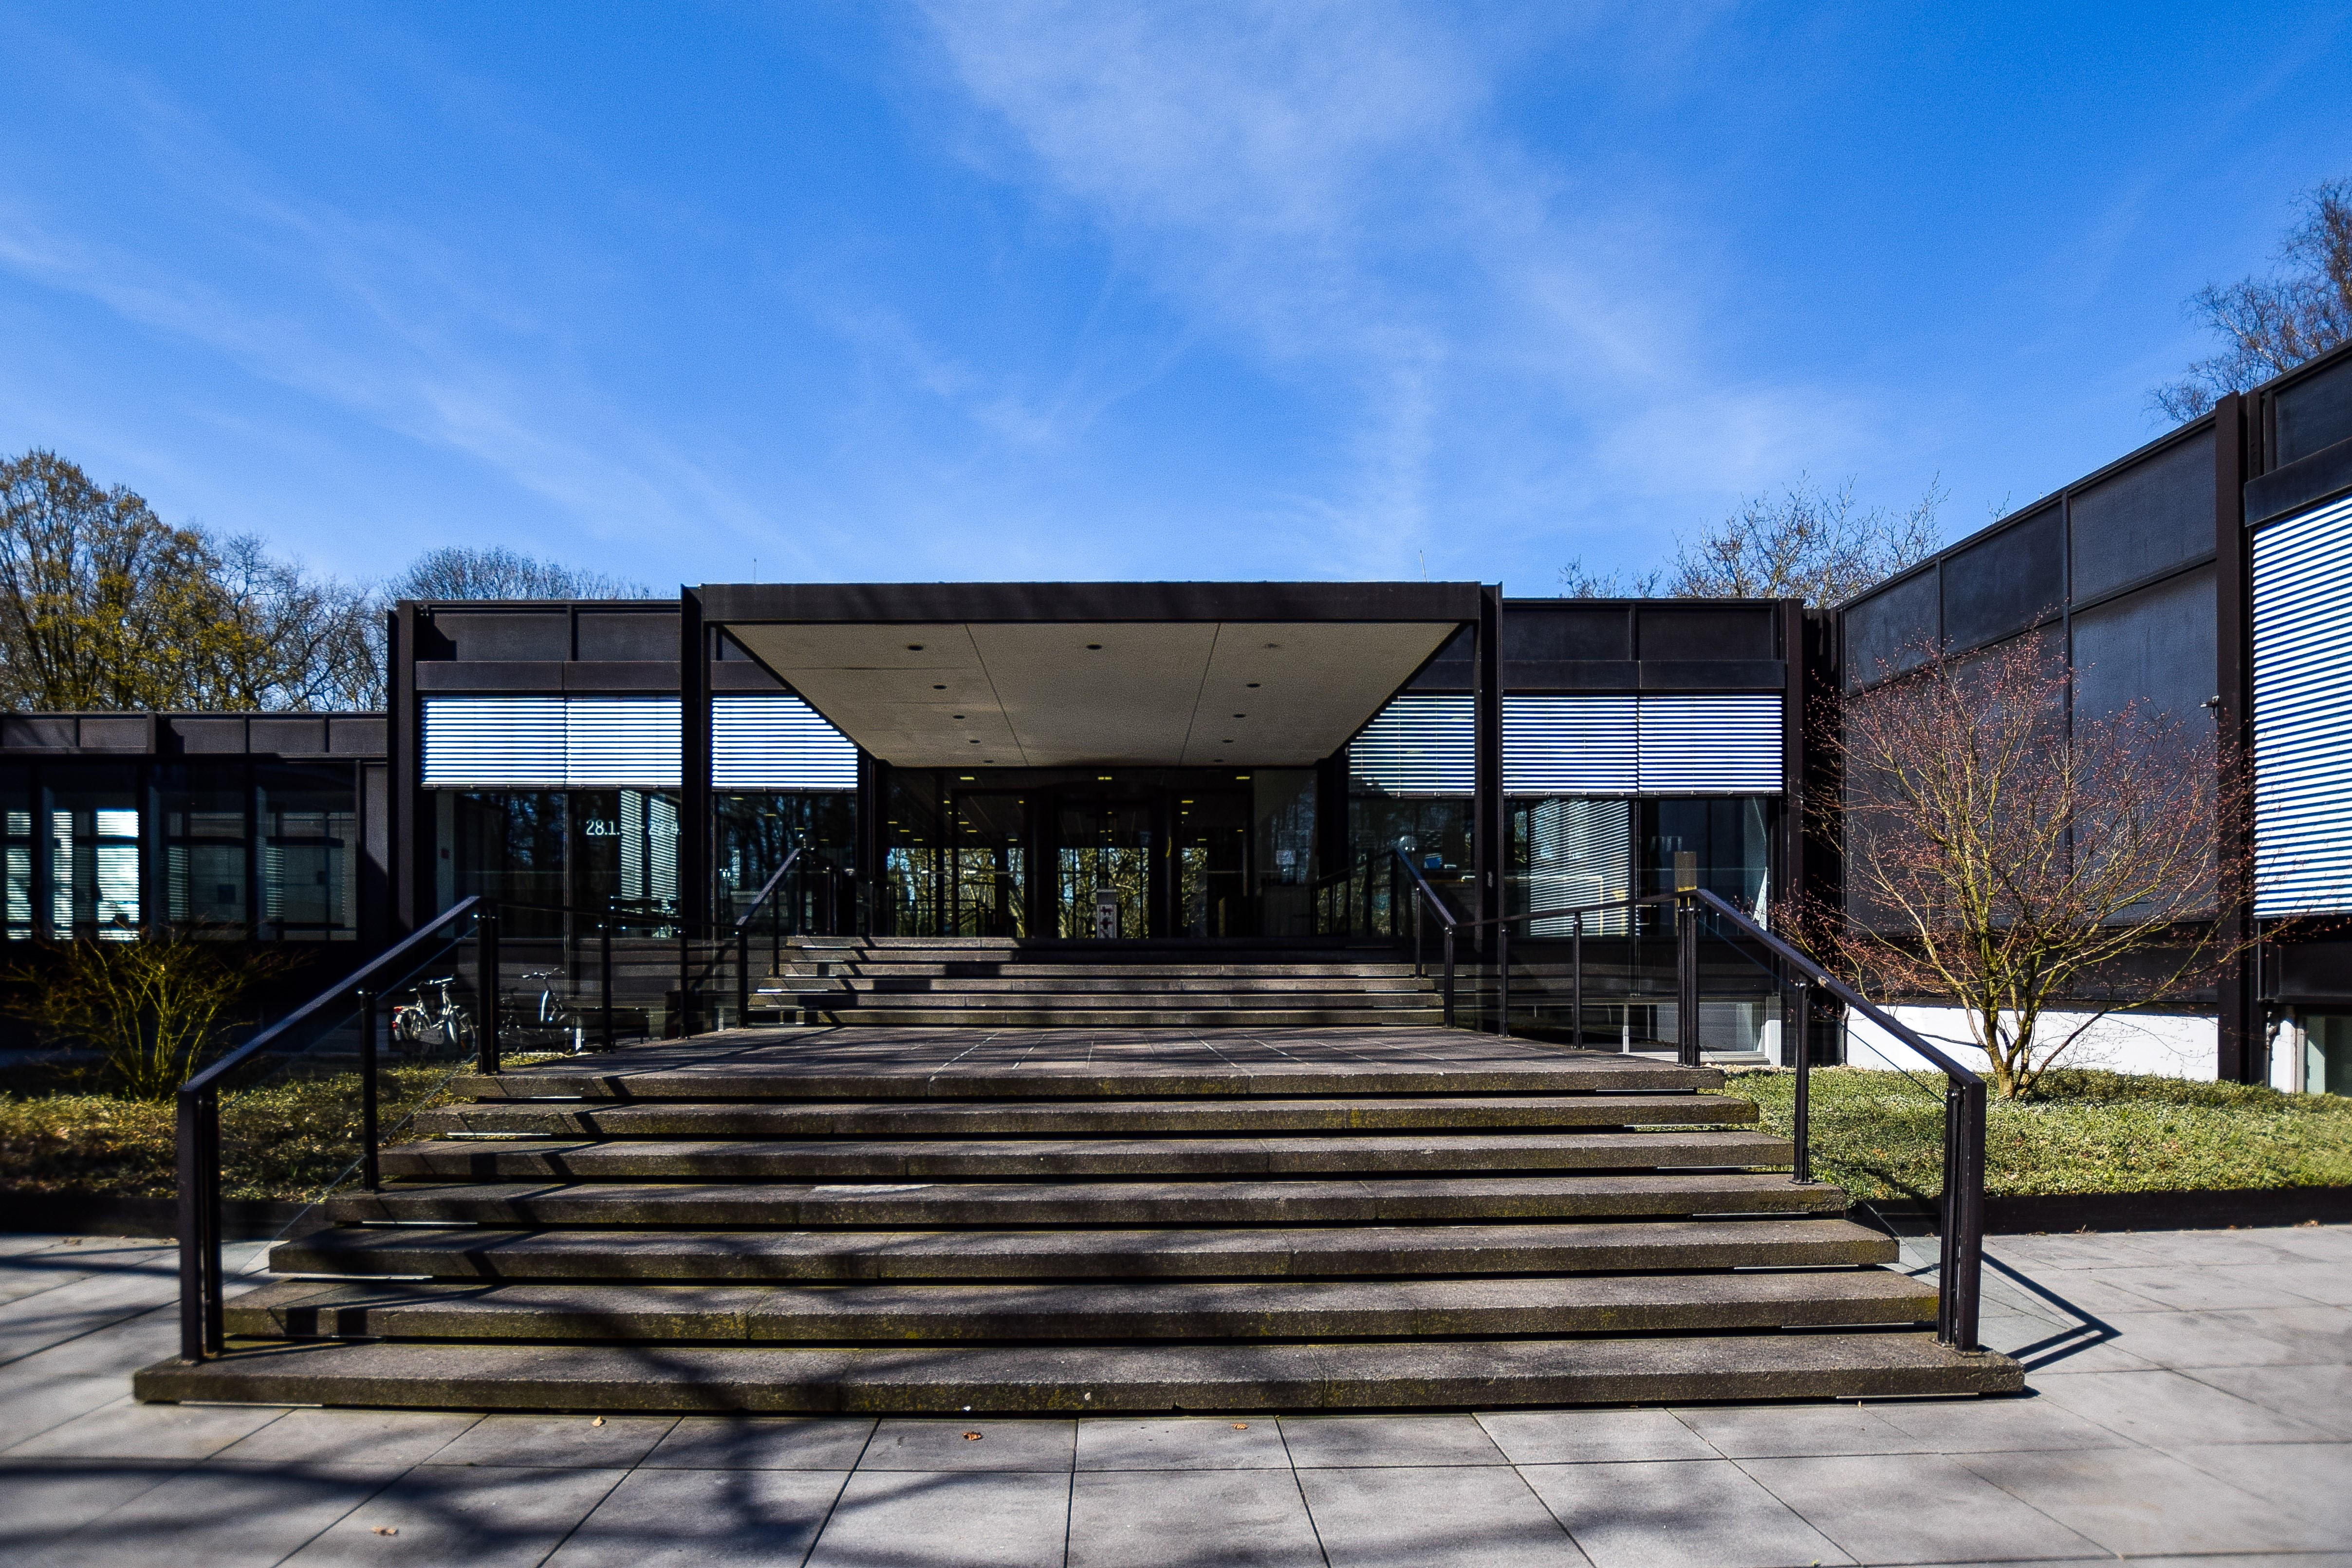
[1347,694,1474,794]
[567,698,682,787]
[1637,695,1783,793]
[1502,697,1636,793]
[713,696,858,791]
[420,698,567,787]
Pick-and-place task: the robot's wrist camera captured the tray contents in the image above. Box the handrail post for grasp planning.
[477,903,500,1074]
[358,991,379,1192]
[175,1087,207,1363]
[1412,887,1424,977]
[1676,892,1701,1068]
[600,922,614,1051]
[199,1090,222,1354]
[1441,924,1456,1029]
[737,924,751,1031]
[1497,921,1511,1038]
[1571,912,1583,1049]
[1941,1077,1986,1349]
[1791,979,1812,1185]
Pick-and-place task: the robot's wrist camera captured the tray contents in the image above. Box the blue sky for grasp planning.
[0,3,2346,595]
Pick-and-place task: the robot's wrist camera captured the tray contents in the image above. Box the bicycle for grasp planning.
[504,968,588,1054]
[389,976,473,1057]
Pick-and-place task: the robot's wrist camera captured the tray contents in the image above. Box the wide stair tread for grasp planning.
[375,1129,1793,1180]
[136,1334,2022,1412]
[227,1271,1939,1342]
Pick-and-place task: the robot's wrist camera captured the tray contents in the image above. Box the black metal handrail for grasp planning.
[176,897,490,1364]
[1685,887,1986,1351]
[732,845,802,1028]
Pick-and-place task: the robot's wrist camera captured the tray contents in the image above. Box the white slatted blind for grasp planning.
[422,697,680,788]
[1637,695,1783,793]
[1502,696,1637,792]
[2253,491,2352,917]
[713,696,858,791]
[1348,694,1474,794]
[567,698,682,787]
[421,698,568,787]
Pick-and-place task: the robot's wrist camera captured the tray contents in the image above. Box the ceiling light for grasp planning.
[1086,643,1102,650]
[959,775,975,781]
[933,684,946,690]
[1246,683,1260,688]
[1262,642,1279,649]
[1232,713,1245,719]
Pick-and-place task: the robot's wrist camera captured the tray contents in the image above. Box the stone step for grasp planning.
[273,1216,1893,1282]
[773,1007,1448,1029]
[321,1172,1846,1227]
[411,1092,1757,1139]
[760,988,1438,1006]
[226,1271,1938,1343]
[135,1332,2025,1412]
[376,1129,1792,1181]
[374,1128,1795,1181]
[447,1049,1724,1104]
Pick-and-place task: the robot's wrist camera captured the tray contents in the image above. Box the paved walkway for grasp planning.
[0,1223,2346,1566]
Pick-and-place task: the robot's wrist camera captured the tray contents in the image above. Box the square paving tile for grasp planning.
[282,1463,629,1568]
[640,1415,876,1470]
[1074,1416,1292,1470]
[425,1413,677,1469]
[1668,1401,1917,1457]
[1477,1409,1715,1465]
[2083,1265,2328,1311]
[5,1398,290,1460]
[1739,1452,2104,1565]
[1070,1468,1323,1567]
[2032,1367,2335,1445]
[2160,1441,2352,1539]
[1519,1457,1851,1568]
[862,1418,1078,1472]
[212,1409,480,1467]
[2184,1364,2352,1438]
[543,1465,849,1567]
[1864,1395,2125,1453]
[1957,1446,2341,1556]
[805,1470,1071,1568]
[1298,1465,1586,1567]
[26,1460,402,1568]
[1278,1413,1507,1467]
[0,1459,188,1559]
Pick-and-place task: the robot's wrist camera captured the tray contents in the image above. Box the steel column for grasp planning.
[477,904,500,1073]
[359,992,379,1192]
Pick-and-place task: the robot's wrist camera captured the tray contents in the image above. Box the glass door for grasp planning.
[950,792,1028,936]
[1056,796,1153,938]
[1173,789,1251,936]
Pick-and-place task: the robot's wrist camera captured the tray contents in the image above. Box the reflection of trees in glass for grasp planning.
[1057,847,1149,938]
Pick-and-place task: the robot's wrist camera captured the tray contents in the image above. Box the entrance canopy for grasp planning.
[699,582,1480,769]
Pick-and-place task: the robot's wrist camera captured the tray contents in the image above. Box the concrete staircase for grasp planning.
[756,936,1443,1028]
[135,1027,2021,1413]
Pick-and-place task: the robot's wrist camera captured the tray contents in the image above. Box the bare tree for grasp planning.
[0,451,382,711]
[2152,176,2352,424]
[1564,475,1942,609]
[1814,633,2250,1099]
[389,544,652,601]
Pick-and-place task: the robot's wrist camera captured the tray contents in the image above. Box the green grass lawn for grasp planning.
[1722,1066,2352,1201]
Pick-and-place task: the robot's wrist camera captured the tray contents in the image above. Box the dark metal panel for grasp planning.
[1498,604,1632,660]
[696,580,1487,625]
[1636,660,1787,692]
[76,715,153,752]
[2070,565,2218,729]
[2275,346,2352,467]
[574,609,681,661]
[1499,660,1638,691]
[422,609,572,661]
[361,760,389,949]
[393,605,424,936]
[2071,435,2216,604]
[248,717,329,756]
[414,662,570,692]
[2,716,76,750]
[1944,506,2062,651]
[2244,434,2352,527]
[168,717,248,754]
[1635,605,1776,661]
[1472,587,1502,944]
[2268,938,2352,1002]
[560,662,683,692]
[329,716,388,756]
[1841,571,1939,690]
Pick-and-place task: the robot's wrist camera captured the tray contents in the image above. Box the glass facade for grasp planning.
[0,759,363,944]
[441,789,682,936]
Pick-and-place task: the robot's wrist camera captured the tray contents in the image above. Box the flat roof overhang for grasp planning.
[700,581,1481,770]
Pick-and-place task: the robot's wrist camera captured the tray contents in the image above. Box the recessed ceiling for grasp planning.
[724,621,1459,768]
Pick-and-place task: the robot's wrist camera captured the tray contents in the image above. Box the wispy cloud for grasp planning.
[913,0,1854,575]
